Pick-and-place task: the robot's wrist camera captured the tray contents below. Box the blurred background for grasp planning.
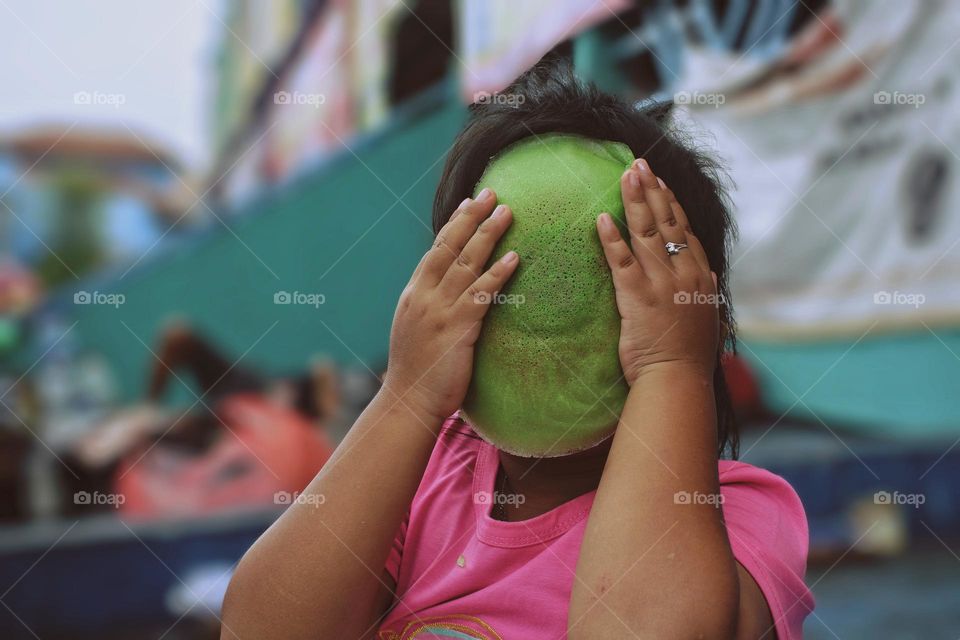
[0,0,958,637]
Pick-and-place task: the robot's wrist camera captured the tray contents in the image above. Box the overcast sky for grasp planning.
[0,0,224,172]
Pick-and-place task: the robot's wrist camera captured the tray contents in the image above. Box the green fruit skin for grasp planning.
[461,134,634,457]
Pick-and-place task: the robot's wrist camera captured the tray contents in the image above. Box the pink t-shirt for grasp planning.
[378,416,814,639]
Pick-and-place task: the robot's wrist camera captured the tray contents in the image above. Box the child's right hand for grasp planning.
[382,188,518,424]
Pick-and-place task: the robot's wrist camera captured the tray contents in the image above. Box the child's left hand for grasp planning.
[597,159,720,386]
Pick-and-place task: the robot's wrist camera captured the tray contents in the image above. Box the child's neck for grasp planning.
[495,439,612,521]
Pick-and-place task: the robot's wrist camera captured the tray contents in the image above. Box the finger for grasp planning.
[439,204,513,297]
[458,250,520,318]
[417,196,473,284]
[658,182,711,273]
[407,250,431,288]
[682,231,711,276]
[634,160,686,241]
[421,188,498,285]
[596,212,648,296]
[621,163,672,277]
[635,161,697,271]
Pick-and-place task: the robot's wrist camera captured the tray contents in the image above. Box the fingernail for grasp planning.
[477,188,493,202]
[629,171,642,189]
[500,250,517,264]
[459,198,472,209]
[656,177,667,189]
[598,212,614,230]
[491,204,507,219]
[634,158,650,172]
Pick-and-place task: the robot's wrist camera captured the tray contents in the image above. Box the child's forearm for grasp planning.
[221,389,442,639]
[569,364,740,639]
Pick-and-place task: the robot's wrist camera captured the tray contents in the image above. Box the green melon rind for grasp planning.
[461,133,634,457]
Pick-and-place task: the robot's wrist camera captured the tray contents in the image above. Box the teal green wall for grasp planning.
[67,99,468,400]
[742,328,960,438]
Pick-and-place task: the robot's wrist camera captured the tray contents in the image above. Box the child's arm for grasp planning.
[221,190,518,640]
[569,161,773,639]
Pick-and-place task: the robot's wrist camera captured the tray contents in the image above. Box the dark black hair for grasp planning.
[433,57,739,458]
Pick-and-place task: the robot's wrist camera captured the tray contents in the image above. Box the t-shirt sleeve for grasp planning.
[384,413,470,585]
[719,461,815,640]
[385,513,408,584]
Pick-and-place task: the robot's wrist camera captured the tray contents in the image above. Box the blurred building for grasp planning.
[211,0,308,156]
[0,125,195,291]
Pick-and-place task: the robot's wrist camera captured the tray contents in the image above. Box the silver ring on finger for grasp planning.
[664,241,688,256]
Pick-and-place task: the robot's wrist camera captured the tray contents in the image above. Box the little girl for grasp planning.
[222,59,814,640]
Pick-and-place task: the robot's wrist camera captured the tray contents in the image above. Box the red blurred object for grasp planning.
[0,259,42,315]
[115,394,333,519]
[722,353,763,420]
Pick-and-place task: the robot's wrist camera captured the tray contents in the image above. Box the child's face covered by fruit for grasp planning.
[461,134,634,457]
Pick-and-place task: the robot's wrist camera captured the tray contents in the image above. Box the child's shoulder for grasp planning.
[717,459,810,563]
[718,458,803,503]
[718,460,814,629]
[718,459,806,520]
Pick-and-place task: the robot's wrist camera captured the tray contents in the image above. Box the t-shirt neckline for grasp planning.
[472,440,596,548]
